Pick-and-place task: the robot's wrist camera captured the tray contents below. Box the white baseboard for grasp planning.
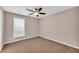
[4,35,38,45]
[0,43,4,51]
[39,35,79,49]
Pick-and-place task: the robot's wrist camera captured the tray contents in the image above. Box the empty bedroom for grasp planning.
[0,6,79,53]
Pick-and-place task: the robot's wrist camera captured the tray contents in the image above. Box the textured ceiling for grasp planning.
[2,6,75,18]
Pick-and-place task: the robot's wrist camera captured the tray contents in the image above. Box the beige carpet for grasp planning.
[1,37,79,53]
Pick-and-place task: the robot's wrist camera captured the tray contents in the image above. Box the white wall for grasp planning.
[0,8,4,51]
[39,7,79,49]
[4,12,38,43]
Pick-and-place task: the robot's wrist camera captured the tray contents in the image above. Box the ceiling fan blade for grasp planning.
[34,8,38,12]
[29,13,34,15]
[39,12,46,15]
[38,8,42,12]
[35,8,38,11]
[27,9,34,12]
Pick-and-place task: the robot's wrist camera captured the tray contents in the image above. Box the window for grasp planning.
[13,17,25,38]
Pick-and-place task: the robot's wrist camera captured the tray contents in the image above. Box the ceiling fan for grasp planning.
[26,8,46,17]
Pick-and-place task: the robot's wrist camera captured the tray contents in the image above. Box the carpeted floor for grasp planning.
[1,37,79,53]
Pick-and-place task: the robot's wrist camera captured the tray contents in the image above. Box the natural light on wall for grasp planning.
[13,17,25,38]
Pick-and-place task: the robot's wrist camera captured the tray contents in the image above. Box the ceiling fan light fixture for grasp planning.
[34,12,39,15]
[27,7,46,17]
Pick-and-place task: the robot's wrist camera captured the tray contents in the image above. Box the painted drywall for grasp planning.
[39,7,79,48]
[4,12,38,43]
[0,8,4,51]
[2,6,74,18]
